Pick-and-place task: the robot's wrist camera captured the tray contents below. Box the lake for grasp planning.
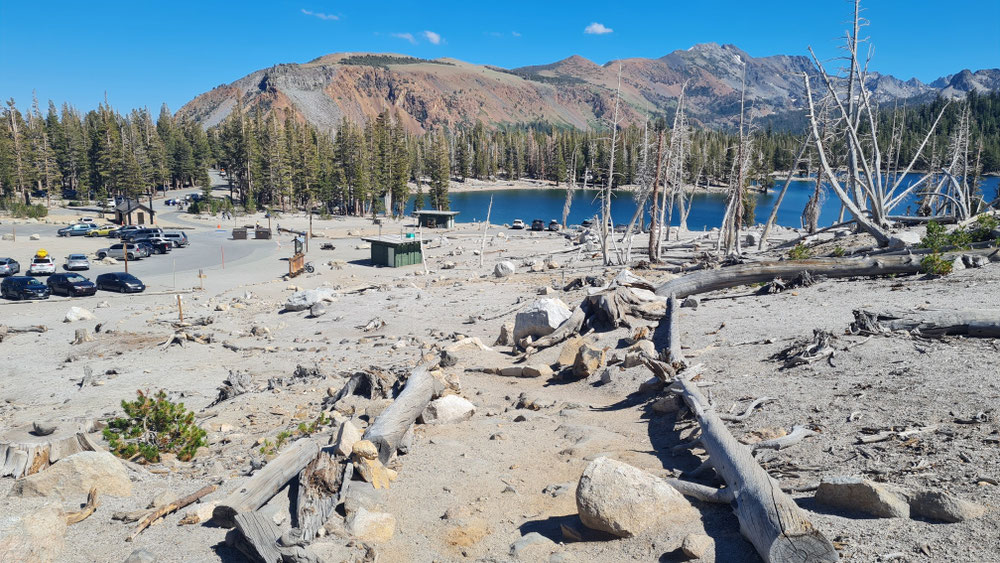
[410,175,1000,229]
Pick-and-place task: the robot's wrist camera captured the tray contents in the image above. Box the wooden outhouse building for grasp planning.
[361,235,423,267]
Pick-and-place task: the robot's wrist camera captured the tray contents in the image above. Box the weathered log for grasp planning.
[127,484,217,541]
[293,450,346,542]
[850,309,1000,338]
[665,478,735,504]
[213,439,320,528]
[71,328,94,345]
[752,425,817,452]
[362,362,440,464]
[654,248,1000,299]
[525,306,586,350]
[66,487,100,524]
[227,511,320,563]
[670,370,837,562]
[209,370,254,407]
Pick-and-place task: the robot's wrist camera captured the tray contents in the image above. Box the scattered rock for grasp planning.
[681,297,700,309]
[575,457,697,537]
[494,261,516,278]
[529,261,545,273]
[442,261,456,270]
[124,549,158,563]
[573,343,606,379]
[96,301,110,308]
[905,489,986,523]
[214,303,229,312]
[346,507,395,543]
[12,451,133,499]
[814,476,910,518]
[494,321,516,347]
[148,489,179,509]
[543,482,573,497]
[250,325,270,338]
[31,420,58,436]
[962,254,989,269]
[514,299,572,341]
[681,533,714,559]
[29,233,41,241]
[510,532,555,559]
[0,504,67,562]
[538,286,555,295]
[309,302,327,318]
[499,366,524,377]
[64,306,95,323]
[557,336,584,367]
[517,392,555,411]
[439,349,459,368]
[284,287,337,312]
[421,395,476,424]
[651,395,682,414]
[100,257,118,265]
[623,340,655,368]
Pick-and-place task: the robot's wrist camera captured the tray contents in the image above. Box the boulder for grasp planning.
[124,549,157,563]
[905,489,986,523]
[888,231,922,250]
[346,507,395,543]
[521,364,554,378]
[623,340,655,368]
[31,420,58,436]
[12,451,132,499]
[309,302,327,318]
[513,299,572,341]
[421,395,476,424]
[576,457,697,537]
[63,306,95,323]
[29,234,41,241]
[442,261,457,270]
[557,336,584,367]
[814,476,909,518]
[681,297,700,309]
[494,321,516,347]
[284,287,337,312]
[333,421,362,458]
[0,504,67,562]
[493,261,516,278]
[529,261,545,273]
[439,349,459,368]
[651,395,682,415]
[510,532,556,559]
[499,366,524,377]
[0,233,13,241]
[573,343,605,379]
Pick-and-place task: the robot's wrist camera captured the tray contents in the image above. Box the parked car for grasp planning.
[581,219,594,228]
[96,243,142,261]
[122,227,163,242]
[0,258,20,277]
[105,198,116,208]
[28,256,56,276]
[64,254,90,271]
[96,272,145,293]
[547,220,561,232]
[134,237,171,255]
[114,226,142,239]
[1,276,51,300]
[161,231,189,247]
[78,217,96,224]
[86,224,118,237]
[47,272,97,297]
[58,223,95,237]
[530,219,545,231]
[511,219,525,230]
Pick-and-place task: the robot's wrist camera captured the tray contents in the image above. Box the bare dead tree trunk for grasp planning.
[601,64,623,266]
[647,131,665,263]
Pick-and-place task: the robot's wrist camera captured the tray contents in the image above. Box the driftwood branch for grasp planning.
[850,309,1000,338]
[362,361,440,464]
[66,487,100,524]
[127,484,216,541]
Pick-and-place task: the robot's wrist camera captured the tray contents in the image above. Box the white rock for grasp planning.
[63,306,96,323]
[284,287,338,312]
[575,457,697,537]
[29,233,41,241]
[513,299,572,341]
[421,395,476,424]
[888,231,922,250]
[493,261,516,278]
[442,261,457,270]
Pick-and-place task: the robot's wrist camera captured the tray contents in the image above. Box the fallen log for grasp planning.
[362,361,440,464]
[670,371,837,562]
[751,425,818,452]
[653,248,1000,299]
[213,439,320,528]
[293,450,346,542]
[128,484,217,541]
[0,324,47,343]
[850,309,1000,338]
[227,511,319,563]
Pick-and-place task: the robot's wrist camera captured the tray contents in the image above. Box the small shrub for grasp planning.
[920,254,954,276]
[103,390,206,463]
[788,243,812,260]
[832,245,846,257]
[2,201,49,219]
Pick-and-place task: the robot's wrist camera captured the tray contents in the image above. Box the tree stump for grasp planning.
[0,423,101,479]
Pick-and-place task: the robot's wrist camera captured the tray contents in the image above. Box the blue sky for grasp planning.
[1,0,997,113]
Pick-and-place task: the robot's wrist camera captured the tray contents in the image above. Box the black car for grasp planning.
[95,272,146,293]
[133,236,171,254]
[1,276,51,300]
[530,219,545,231]
[47,273,97,297]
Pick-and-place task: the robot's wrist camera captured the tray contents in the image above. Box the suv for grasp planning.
[0,258,19,277]
[58,224,95,237]
[1,276,50,300]
[530,219,545,231]
[123,227,163,242]
[28,256,56,275]
[96,243,143,261]
[161,231,189,247]
[134,238,170,255]
[511,219,525,230]
[47,272,97,296]
[115,225,142,239]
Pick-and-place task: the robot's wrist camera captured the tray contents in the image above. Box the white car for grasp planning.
[28,256,56,276]
[511,219,526,230]
[79,217,96,224]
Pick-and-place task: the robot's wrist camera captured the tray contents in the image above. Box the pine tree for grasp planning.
[428,130,450,210]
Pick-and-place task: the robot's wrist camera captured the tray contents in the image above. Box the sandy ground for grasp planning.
[1,184,998,563]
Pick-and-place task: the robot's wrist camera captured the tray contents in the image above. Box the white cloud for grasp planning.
[511,31,521,37]
[301,8,338,21]
[423,30,442,45]
[584,22,613,35]
[391,32,417,44]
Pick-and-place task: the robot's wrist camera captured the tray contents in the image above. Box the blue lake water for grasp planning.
[410,175,1000,229]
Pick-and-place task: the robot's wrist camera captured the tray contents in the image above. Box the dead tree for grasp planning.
[601,64,623,266]
[718,63,753,255]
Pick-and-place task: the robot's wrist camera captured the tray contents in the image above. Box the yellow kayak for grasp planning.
[34,249,48,259]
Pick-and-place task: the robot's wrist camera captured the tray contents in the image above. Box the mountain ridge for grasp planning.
[177,44,1000,133]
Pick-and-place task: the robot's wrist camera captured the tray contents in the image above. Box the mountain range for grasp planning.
[177,43,1000,132]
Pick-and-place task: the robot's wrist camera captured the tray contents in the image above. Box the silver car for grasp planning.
[0,258,20,276]
[64,254,90,271]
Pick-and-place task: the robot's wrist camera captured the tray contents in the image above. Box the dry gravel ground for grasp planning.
[0,208,998,563]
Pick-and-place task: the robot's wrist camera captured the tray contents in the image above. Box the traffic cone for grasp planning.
[217,224,221,229]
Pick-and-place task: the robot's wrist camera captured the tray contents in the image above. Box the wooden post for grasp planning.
[221,246,225,269]
[123,244,128,274]
[177,294,183,323]
[479,196,493,269]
